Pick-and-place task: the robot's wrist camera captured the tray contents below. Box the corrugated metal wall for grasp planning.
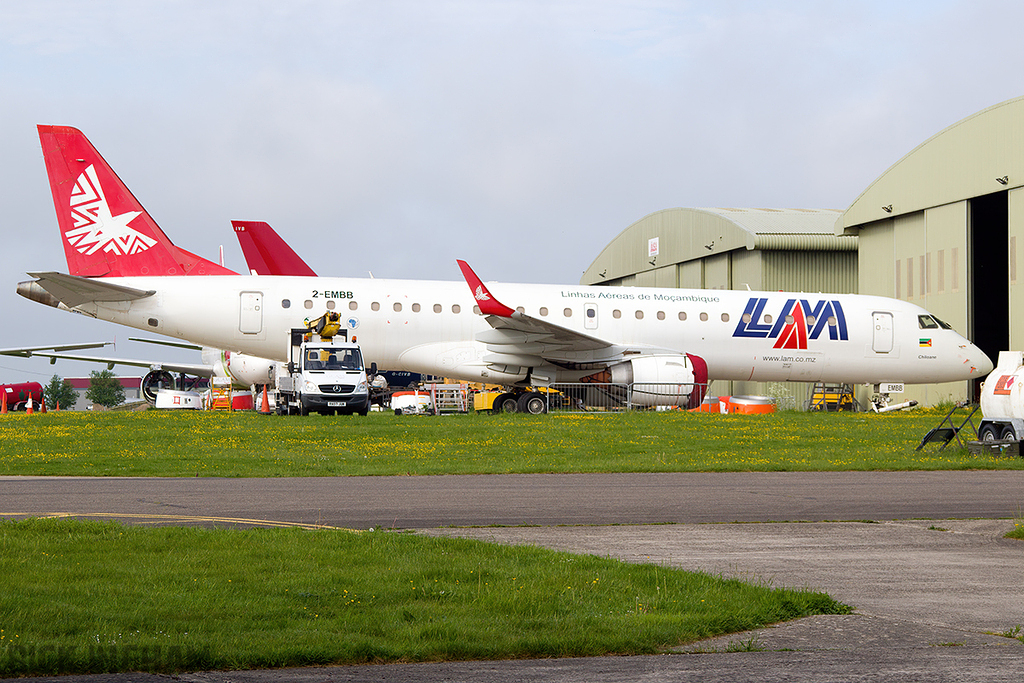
[761,251,858,294]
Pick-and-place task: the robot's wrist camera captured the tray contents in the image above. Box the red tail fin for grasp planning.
[232,220,317,277]
[37,125,236,277]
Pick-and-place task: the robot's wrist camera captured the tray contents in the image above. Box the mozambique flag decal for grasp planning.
[919,338,932,347]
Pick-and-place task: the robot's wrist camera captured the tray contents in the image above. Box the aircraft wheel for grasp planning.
[979,424,1000,442]
[1001,425,1018,441]
[494,393,518,413]
[517,392,547,415]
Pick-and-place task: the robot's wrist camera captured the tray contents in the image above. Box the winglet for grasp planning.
[456,260,516,317]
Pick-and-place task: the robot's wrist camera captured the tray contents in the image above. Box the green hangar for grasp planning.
[581,96,1024,409]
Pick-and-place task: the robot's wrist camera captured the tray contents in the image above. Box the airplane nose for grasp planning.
[969,344,994,377]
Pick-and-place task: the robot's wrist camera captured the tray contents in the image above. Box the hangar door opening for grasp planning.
[970,191,1009,396]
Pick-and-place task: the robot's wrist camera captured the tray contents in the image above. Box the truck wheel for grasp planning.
[979,423,1000,442]
[517,392,547,415]
[494,393,518,414]
[1001,425,1018,441]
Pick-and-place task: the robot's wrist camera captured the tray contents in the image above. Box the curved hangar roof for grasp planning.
[581,207,851,285]
[838,95,1024,232]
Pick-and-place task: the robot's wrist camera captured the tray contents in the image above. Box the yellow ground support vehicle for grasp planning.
[473,387,564,414]
[806,383,857,411]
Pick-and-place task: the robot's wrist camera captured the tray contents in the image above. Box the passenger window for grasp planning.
[371,302,380,311]
[657,311,665,320]
[587,309,597,318]
[700,312,708,321]
[635,310,644,320]
[433,304,442,313]
[304,300,313,309]
[349,301,358,310]
[721,313,729,322]
[806,315,815,325]
[473,305,480,314]
[679,312,687,321]
[742,313,751,323]
[828,316,837,326]
[393,303,402,312]
[326,300,336,310]
[613,309,621,319]
[563,308,572,317]
[452,304,461,314]
[412,303,421,312]
[540,307,549,316]
[281,299,291,309]
[764,314,773,324]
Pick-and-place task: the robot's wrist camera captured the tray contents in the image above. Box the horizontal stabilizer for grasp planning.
[24,272,155,308]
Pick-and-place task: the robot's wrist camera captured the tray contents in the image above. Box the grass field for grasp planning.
[0,518,850,676]
[1,408,1015,676]
[0,407,1020,477]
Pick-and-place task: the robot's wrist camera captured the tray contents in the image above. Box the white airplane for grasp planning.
[17,125,993,409]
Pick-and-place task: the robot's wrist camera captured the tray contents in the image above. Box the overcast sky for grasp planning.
[3,0,1023,382]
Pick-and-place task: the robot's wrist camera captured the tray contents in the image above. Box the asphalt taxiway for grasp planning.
[4,471,1024,682]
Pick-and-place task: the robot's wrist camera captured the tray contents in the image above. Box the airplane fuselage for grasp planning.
[67,275,988,387]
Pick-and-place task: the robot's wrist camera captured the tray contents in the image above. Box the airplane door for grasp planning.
[872,312,893,353]
[239,291,263,334]
[584,303,598,330]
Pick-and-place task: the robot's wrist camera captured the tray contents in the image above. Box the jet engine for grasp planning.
[580,354,708,409]
[141,370,175,403]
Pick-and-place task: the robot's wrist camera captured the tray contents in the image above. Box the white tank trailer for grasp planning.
[979,351,1024,441]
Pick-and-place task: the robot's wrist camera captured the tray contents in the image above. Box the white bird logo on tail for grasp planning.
[64,164,157,256]
[474,285,490,302]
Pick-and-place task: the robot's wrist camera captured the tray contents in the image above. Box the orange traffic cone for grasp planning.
[1,391,7,414]
[26,397,33,415]
[56,400,60,411]
[41,396,47,414]
[260,385,271,414]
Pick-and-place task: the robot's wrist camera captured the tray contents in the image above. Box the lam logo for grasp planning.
[732,298,848,350]
[65,164,157,256]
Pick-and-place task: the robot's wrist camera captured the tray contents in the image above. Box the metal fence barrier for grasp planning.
[545,382,711,413]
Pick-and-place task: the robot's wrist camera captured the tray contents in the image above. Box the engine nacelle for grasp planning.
[583,354,708,408]
[142,370,175,403]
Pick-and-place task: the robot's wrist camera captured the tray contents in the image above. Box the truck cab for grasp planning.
[275,324,370,416]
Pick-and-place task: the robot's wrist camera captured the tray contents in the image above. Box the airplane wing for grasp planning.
[0,341,113,357]
[26,351,214,377]
[457,260,671,368]
[25,271,155,307]
[128,337,203,352]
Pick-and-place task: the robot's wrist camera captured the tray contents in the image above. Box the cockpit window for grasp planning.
[918,314,954,330]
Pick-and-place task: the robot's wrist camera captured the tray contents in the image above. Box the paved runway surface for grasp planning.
[3,470,1024,528]
[4,472,1024,681]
